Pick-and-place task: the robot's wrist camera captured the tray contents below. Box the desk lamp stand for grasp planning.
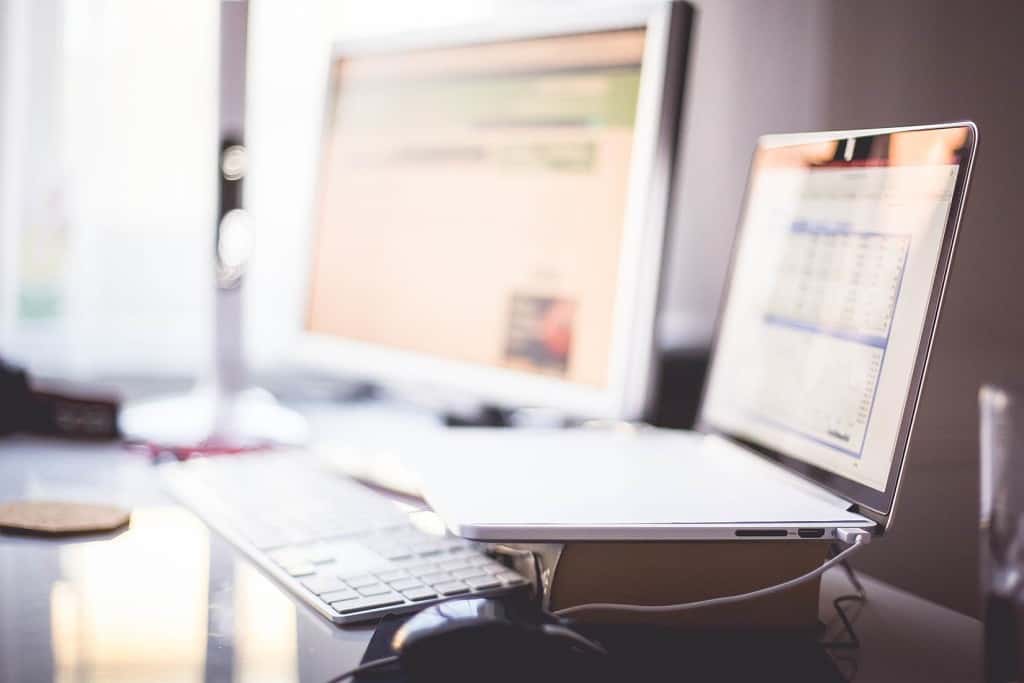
[119,0,307,452]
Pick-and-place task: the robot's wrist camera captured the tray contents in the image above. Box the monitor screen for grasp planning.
[306,29,647,390]
[701,126,972,493]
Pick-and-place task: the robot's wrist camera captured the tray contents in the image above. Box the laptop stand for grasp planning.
[507,540,830,628]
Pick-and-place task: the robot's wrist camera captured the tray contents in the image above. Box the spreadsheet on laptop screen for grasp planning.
[701,127,971,491]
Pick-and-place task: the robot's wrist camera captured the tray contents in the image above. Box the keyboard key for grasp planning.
[404,543,444,557]
[433,581,470,596]
[495,571,527,585]
[481,562,510,575]
[305,546,337,564]
[250,530,290,550]
[381,548,414,561]
[334,594,404,614]
[357,583,391,597]
[438,558,472,571]
[418,571,451,584]
[467,555,494,567]
[374,569,408,583]
[285,564,316,578]
[321,588,359,603]
[451,567,485,579]
[402,586,438,601]
[388,578,425,592]
[343,575,378,588]
[301,575,347,595]
[269,547,305,567]
[405,562,440,575]
[465,575,501,590]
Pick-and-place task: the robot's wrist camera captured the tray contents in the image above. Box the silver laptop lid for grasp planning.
[698,122,977,530]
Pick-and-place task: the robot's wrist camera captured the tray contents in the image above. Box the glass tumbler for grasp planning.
[981,384,1024,683]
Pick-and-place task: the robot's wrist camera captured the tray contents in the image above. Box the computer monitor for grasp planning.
[295,3,691,420]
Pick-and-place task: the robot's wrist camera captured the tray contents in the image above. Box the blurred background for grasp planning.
[1,0,1021,618]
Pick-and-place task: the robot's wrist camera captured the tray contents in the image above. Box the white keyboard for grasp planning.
[159,452,529,624]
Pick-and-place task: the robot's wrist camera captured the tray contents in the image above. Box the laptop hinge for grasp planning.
[848,504,887,534]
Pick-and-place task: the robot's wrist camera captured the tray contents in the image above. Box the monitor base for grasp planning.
[442,403,517,428]
[441,402,580,429]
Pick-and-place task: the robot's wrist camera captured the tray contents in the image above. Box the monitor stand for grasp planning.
[442,403,517,428]
[442,404,586,429]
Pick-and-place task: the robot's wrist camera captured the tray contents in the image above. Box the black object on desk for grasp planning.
[350,597,845,683]
[0,358,120,440]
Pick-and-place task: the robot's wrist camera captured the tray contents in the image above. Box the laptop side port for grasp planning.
[734,529,788,537]
[797,528,825,538]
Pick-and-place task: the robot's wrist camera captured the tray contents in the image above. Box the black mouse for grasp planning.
[391,598,606,683]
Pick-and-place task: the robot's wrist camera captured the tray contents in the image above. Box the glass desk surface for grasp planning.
[0,435,980,683]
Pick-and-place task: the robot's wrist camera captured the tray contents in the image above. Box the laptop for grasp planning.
[417,122,978,542]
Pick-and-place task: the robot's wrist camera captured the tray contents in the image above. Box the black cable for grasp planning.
[324,655,400,683]
[531,549,545,608]
[828,594,864,649]
[815,548,866,682]
[489,544,546,607]
[821,549,867,651]
[839,555,865,596]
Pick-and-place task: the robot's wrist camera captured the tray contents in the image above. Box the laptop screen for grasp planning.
[701,126,974,504]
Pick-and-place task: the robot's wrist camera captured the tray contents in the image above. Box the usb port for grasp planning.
[798,528,825,538]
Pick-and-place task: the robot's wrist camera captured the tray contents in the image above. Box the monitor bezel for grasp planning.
[293,1,692,421]
[696,122,978,530]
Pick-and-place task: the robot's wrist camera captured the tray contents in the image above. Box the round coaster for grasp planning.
[0,500,130,536]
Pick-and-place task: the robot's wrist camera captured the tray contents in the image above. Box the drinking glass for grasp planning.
[981,384,1024,682]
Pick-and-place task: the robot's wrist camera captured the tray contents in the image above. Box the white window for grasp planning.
[0,0,515,383]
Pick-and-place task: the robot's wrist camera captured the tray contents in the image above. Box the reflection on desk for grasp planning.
[0,435,981,682]
[0,438,377,683]
[49,506,211,680]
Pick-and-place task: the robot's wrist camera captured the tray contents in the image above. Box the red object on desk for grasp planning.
[125,439,276,462]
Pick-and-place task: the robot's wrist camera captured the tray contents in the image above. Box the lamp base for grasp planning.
[119,383,308,452]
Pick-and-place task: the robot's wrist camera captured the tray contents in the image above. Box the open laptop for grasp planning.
[418,122,978,542]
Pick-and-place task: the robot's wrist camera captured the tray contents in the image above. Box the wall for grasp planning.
[820,0,1024,618]
[667,0,1024,616]
[660,0,832,348]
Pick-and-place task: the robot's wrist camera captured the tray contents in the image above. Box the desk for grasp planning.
[0,436,981,682]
